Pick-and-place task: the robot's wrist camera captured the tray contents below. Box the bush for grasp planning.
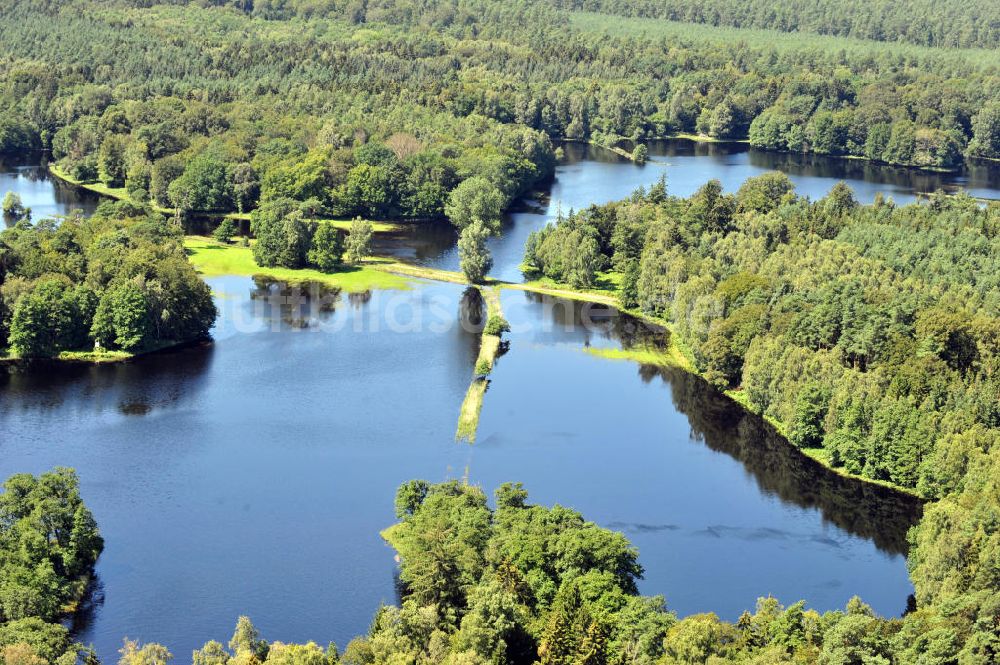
[483,315,510,336]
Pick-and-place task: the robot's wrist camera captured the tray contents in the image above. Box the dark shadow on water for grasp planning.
[0,343,216,418]
[509,291,923,556]
[642,362,923,555]
[67,574,106,640]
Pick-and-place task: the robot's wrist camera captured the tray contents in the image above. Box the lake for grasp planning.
[0,141,968,660]
[0,156,102,222]
[0,277,922,660]
[375,140,1000,281]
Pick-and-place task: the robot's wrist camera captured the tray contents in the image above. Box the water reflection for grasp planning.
[645,363,922,555]
[476,290,920,618]
[1,343,214,419]
[506,292,921,556]
[0,155,102,221]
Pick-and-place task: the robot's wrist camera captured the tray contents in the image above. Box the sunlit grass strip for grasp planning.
[2,340,192,365]
[455,378,489,443]
[50,164,406,230]
[183,236,410,292]
[475,286,505,375]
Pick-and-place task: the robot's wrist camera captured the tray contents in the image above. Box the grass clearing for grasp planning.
[568,11,999,68]
[184,236,411,292]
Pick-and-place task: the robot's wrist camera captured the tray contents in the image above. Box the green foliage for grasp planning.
[213,218,238,244]
[631,144,647,164]
[91,281,152,352]
[562,0,1000,48]
[446,178,505,234]
[0,204,216,356]
[526,176,1000,497]
[458,221,494,284]
[308,224,345,273]
[788,383,831,449]
[483,315,510,337]
[251,199,314,269]
[97,134,128,187]
[168,153,232,213]
[526,211,604,288]
[0,468,103,624]
[343,219,373,265]
[2,192,28,222]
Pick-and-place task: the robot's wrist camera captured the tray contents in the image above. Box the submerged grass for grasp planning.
[183,236,410,292]
[581,343,689,370]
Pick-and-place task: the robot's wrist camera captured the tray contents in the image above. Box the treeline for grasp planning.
[0,199,216,358]
[525,175,1000,494]
[0,2,997,217]
[544,0,1000,49]
[0,468,103,665]
[90,480,1000,665]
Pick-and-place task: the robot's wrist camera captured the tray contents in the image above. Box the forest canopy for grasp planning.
[0,0,997,229]
[0,468,103,665]
[0,201,216,358]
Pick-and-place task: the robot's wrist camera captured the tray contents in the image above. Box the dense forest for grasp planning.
[0,198,216,358]
[0,469,103,665]
[525,175,999,494]
[544,0,1000,49]
[0,0,997,228]
[1,0,999,663]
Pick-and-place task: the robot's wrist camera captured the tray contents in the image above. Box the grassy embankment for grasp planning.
[0,348,133,363]
[48,164,174,214]
[455,286,506,443]
[0,338,199,365]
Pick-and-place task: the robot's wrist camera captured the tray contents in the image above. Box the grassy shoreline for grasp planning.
[508,274,920,497]
[48,164,412,231]
[1,338,204,366]
[184,236,411,292]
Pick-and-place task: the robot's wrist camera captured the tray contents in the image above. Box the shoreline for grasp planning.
[1,337,210,368]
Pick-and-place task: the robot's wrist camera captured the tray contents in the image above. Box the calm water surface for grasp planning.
[0,143,953,659]
[377,140,1000,281]
[1,278,921,660]
[0,156,102,221]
